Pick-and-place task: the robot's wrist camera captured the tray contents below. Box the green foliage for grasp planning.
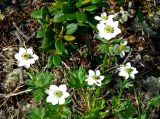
[66,23,78,35]
[117,0,126,6]
[26,71,53,101]
[136,8,144,22]
[98,39,130,58]
[68,66,86,89]
[45,103,71,119]
[28,1,159,119]
[29,108,45,119]
[55,39,65,54]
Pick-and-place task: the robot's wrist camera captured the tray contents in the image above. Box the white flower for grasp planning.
[95,12,114,22]
[118,62,138,79]
[46,84,70,105]
[15,47,38,68]
[97,18,121,40]
[85,70,105,86]
[119,41,129,58]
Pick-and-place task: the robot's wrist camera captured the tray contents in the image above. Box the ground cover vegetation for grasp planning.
[0,0,160,119]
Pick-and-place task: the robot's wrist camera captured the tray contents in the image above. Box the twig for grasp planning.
[0,89,32,98]
[62,61,71,71]
[13,22,30,41]
[122,48,132,64]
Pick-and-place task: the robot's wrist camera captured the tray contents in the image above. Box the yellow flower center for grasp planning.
[101,15,107,20]
[125,67,133,74]
[104,25,114,33]
[22,53,32,60]
[53,90,63,98]
[92,75,99,80]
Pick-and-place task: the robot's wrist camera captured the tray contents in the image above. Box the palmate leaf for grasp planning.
[29,108,45,119]
[76,11,87,23]
[33,89,44,102]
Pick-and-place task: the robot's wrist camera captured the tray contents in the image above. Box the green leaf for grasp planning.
[35,71,53,88]
[36,28,45,38]
[41,6,49,19]
[53,13,65,23]
[84,5,97,11]
[55,39,65,54]
[148,96,160,107]
[29,108,45,119]
[66,23,78,35]
[91,0,101,4]
[117,0,125,6]
[64,35,76,41]
[64,13,76,21]
[53,54,61,66]
[76,12,87,23]
[31,9,42,19]
[136,8,144,22]
[68,66,86,89]
[33,89,44,102]
[47,55,53,68]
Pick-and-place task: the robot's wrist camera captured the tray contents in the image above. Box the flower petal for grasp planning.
[19,47,26,54]
[32,54,39,60]
[99,76,105,80]
[62,92,69,99]
[15,53,22,60]
[88,70,95,76]
[24,62,31,68]
[95,16,102,21]
[126,62,131,67]
[49,85,59,92]
[95,70,100,76]
[27,48,33,55]
[18,60,26,67]
[59,84,67,92]
[47,96,59,105]
[59,98,65,105]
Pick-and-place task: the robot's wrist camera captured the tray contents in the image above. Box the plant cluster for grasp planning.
[13,0,160,119]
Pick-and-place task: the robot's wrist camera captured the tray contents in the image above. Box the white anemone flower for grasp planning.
[46,84,70,105]
[95,12,114,22]
[118,62,138,79]
[15,47,38,68]
[97,18,121,40]
[119,41,129,58]
[85,70,105,86]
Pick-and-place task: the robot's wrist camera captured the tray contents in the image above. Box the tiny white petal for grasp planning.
[62,92,70,99]
[51,97,59,105]
[59,84,67,92]
[19,47,26,54]
[95,81,101,86]
[49,85,59,92]
[99,76,105,80]
[87,80,95,85]
[95,16,102,21]
[96,70,100,76]
[59,98,65,105]
[126,62,131,67]
[108,15,114,20]
[130,74,135,79]
[27,48,33,55]
[88,70,95,76]
[32,54,39,60]
[101,12,107,17]
[18,61,26,67]
[25,62,31,69]
[123,41,128,45]
[15,53,21,60]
